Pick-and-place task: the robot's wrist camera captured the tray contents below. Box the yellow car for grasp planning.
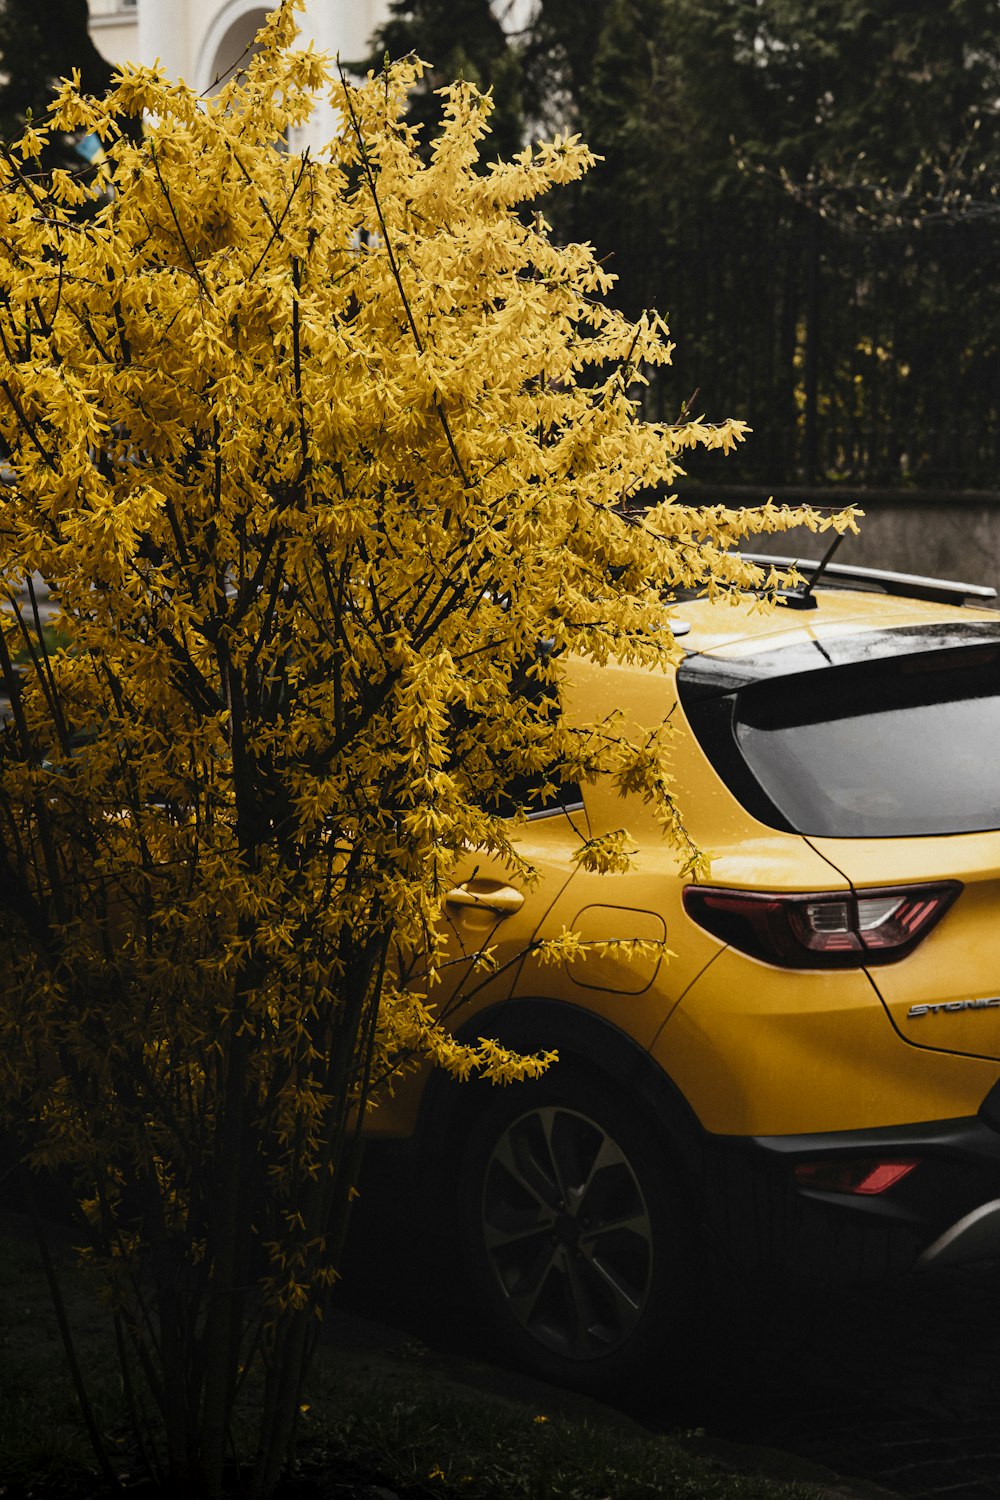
[368,556,1000,1390]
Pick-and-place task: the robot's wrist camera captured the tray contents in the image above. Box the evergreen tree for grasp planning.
[367,0,526,158]
[273,0,1000,484]
[0,0,116,162]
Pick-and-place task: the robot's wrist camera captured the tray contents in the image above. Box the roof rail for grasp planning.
[741,554,997,608]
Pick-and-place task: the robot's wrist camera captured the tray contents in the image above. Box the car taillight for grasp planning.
[682,882,960,968]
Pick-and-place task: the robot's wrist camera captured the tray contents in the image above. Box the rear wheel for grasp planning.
[458,1065,699,1392]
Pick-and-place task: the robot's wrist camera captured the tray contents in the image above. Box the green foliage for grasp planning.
[373,0,1000,488]
[0,1222,813,1500]
[303,1368,811,1500]
[367,0,527,158]
[0,1229,119,1489]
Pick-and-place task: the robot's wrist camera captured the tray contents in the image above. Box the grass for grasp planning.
[0,1226,122,1492]
[0,1218,818,1500]
[297,1358,814,1500]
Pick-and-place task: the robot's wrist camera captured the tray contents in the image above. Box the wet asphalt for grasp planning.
[670,1259,1000,1500]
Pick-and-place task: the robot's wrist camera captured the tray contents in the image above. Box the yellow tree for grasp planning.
[0,6,850,1494]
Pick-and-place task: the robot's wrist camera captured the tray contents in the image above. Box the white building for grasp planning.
[88,0,390,151]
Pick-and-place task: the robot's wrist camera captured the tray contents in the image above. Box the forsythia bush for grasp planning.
[0,4,851,1493]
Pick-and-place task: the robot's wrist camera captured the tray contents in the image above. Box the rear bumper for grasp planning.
[699,1098,1000,1282]
[919,1199,1000,1266]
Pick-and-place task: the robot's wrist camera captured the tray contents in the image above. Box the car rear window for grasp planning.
[731,645,1000,837]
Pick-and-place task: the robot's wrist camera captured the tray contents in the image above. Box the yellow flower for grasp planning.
[0,10,842,1487]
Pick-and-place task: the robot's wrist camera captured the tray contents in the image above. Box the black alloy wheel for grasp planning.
[459,1065,695,1391]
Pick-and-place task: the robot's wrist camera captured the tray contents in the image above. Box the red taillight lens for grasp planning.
[682,882,960,968]
[794,1158,919,1196]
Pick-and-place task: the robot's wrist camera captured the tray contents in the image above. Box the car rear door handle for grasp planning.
[445,881,525,916]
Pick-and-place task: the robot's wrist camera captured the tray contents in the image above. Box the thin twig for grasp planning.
[147,140,211,300]
[336,62,473,495]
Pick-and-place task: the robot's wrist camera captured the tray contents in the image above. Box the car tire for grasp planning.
[457,1062,701,1394]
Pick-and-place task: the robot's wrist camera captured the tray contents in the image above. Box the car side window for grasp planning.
[511,772,584,820]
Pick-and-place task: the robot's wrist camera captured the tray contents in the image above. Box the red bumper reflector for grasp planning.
[794,1157,919,1196]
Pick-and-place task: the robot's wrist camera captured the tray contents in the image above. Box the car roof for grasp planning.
[672,583,1000,662]
[668,581,1000,701]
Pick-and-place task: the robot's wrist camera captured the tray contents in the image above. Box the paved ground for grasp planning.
[666,1261,1000,1500]
[337,1198,1000,1500]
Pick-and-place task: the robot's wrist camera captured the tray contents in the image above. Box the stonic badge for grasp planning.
[908,997,1000,1019]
